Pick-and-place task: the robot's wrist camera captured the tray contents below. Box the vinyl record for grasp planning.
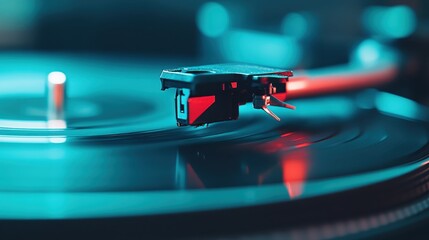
[0,53,429,239]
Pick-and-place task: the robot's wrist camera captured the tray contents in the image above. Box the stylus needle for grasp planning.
[269,95,296,110]
[262,106,281,121]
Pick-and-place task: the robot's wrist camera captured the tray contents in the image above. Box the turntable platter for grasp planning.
[0,53,429,239]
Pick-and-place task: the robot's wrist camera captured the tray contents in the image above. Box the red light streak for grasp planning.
[287,65,397,99]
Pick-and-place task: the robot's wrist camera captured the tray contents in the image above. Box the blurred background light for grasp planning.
[289,96,357,120]
[0,0,37,29]
[220,30,302,68]
[0,0,38,46]
[197,2,230,38]
[356,89,378,110]
[0,0,427,109]
[375,92,420,120]
[350,38,399,69]
[281,12,310,39]
[352,39,382,66]
[363,5,416,39]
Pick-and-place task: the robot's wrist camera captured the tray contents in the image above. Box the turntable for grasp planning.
[1,1,429,240]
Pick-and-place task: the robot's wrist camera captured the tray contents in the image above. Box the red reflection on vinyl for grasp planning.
[255,132,311,198]
[186,164,205,189]
[258,132,311,154]
[282,148,309,198]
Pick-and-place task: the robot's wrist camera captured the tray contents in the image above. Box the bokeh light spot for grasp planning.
[353,39,382,66]
[281,13,309,39]
[384,6,416,38]
[375,92,420,120]
[220,30,302,68]
[363,5,416,39]
[197,2,230,38]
